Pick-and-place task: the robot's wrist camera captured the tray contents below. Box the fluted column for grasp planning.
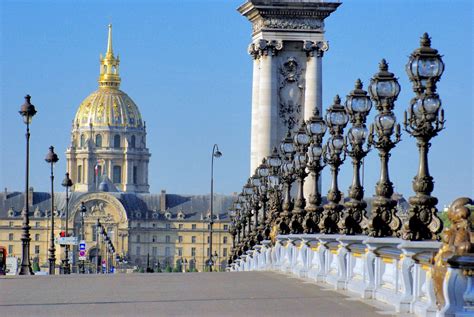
[249,45,261,174]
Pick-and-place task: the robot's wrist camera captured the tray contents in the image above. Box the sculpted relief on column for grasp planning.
[252,17,324,34]
[303,40,329,58]
[278,57,304,130]
[248,39,283,60]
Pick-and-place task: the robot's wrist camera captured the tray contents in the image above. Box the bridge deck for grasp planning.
[0,272,394,316]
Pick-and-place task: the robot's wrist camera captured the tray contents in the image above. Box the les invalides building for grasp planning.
[0,25,233,273]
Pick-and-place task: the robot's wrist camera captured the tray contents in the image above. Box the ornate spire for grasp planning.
[99,24,121,89]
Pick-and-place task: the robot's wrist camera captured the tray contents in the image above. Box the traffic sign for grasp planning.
[79,240,86,251]
[56,237,78,245]
[79,250,86,257]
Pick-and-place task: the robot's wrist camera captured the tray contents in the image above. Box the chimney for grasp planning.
[160,189,166,211]
[28,186,34,208]
[3,187,7,201]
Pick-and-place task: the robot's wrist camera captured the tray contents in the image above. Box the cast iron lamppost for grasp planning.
[256,159,269,242]
[209,144,222,272]
[61,173,73,274]
[18,95,37,275]
[80,202,87,273]
[45,146,59,275]
[402,33,445,241]
[265,148,282,239]
[96,219,102,274]
[367,59,402,237]
[321,95,349,234]
[278,131,296,234]
[304,109,327,233]
[342,79,373,235]
[291,122,311,233]
[249,173,262,243]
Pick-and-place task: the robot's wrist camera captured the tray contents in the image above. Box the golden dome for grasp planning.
[73,24,143,129]
[74,88,143,128]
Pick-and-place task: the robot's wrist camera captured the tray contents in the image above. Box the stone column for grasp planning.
[249,45,261,174]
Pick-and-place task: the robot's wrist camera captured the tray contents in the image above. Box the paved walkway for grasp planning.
[0,272,396,317]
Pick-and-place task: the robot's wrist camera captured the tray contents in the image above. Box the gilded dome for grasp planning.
[74,88,143,128]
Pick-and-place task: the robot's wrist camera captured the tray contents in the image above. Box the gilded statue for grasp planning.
[432,197,473,309]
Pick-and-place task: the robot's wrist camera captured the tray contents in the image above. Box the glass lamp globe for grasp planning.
[326,95,349,129]
[369,59,401,104]
[294,123,310,147]
[346,79,372,118]
[375,113,396,135]
[280,131,295,156]
[348,126,368,145]
[329,136,344,155]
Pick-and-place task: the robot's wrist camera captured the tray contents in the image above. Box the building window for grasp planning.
[223,236,228,244]
[113,134,121,148]
[92,225,97,242]
[207,236,210,243]
[35,245,40,254]
[177,248,182,256]
[35,234,40,241]
[152,235,157,242]
[223,248,227,257]
[95,134,102,147]
[152,223,156,228]
[35,222,40,228]
[223,225,228,231]
[207,248,210,257]
[152,247,157,257]
[191,247,196,257]
[130,135,136,148]
[191,236,196,243]
[178,236,183,243]
[133,166,138,184]
[165,247,170,256]
[136,235,141,243]
[136,246,141,256]
[8,233,13,241]
[8,245,13,254]
[192,224,196,230]
[165,223,171,230]
[137,223,141,228]
[165,236,170,243]
[77,165,82,183]
[80,134,85,147]
[113,165,121,183]
[179,224,183,229]
[9,221,13,227]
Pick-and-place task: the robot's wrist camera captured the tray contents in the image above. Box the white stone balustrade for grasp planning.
[230,234,473,317]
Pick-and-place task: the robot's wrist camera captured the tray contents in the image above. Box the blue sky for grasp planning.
[1,0,472,209]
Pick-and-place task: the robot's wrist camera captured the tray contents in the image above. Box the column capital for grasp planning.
[248,39,283,59]
[303,41,329,58]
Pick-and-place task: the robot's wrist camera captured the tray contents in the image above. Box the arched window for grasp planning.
[113,135,121,148]
[95,134,102,147]
[223,236,228,244]
[113,165,121,183]
[130,135,136,149]
[80,134,85,147]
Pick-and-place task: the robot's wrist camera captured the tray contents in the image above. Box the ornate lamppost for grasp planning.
[256,159,269,241]
[80,202,87,274]
[265,148,282,239]
[278,131,296,234]
[61,173,73,274]
[45,146,59,275]
[367,59,402,237]
[291,122,311,233]
[402,33,445,241]
[18,95,37,275]
[209,144,222,272]
[303,109,327,233]
[96,219,102,274]
[321,96,349,234]
[341,79,373,235]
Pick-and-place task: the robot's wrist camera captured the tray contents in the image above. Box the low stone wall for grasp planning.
[229,234,474,317]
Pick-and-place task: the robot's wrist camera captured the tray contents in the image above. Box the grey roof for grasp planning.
[0,191,236,222]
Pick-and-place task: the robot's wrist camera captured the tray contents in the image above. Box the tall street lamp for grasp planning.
[304,109,327,233]
[278,131,296,234]
[209,144,222,272]
[402,33,445,241]
[96,219,102,274]
[265,148,282,239]
[367,59,402,237]
[321,95,349,234]
[18,95,37,275]
[342,79,372,235]
[291,122,311,233]
[61,173,73,274]
[256,159,269,242]
[80,202,87,274]
[45,146,59,275]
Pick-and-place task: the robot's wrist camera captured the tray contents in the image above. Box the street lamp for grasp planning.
[256,159,269,242]
[80,202,87,274]
[265,147,282,239]
[304,109,327,233]
[342,79,372,235]
[278,131,296,234]
[367,59,402,237]
[321,95,349,234]
[291,122,311,233]
[209,144,222,272]
[96,219,102,274]
[61,173,73,274]
[18,95,37,275]
[45,146,59,275]
[402,33,445,241]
